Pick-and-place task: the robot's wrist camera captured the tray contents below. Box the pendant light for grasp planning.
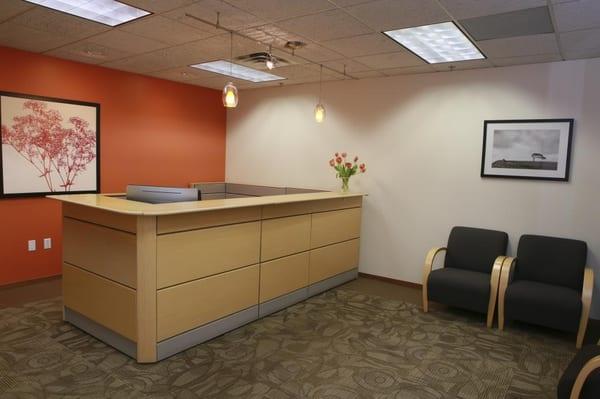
[222,31,238,108]
[314,64,325,123]
[265,45,277,70]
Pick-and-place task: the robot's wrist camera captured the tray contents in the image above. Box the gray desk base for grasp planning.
[64,268,358,362]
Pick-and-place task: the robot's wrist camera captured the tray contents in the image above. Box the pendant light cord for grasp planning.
[229,31,233,76]
[318,64,323,103]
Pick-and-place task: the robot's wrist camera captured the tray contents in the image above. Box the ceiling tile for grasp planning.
[344,0,448,31]
[149,66,217,82]
[163,0,266,33]
[560,27,600,60]
[353,51,423,69]
[119,0,198,13]
[0,0,34,23]
[273,63,341,80]
[225,0,336,21]
[322,33,400,58]
[291,41,345,62]
[101,51,178,73]
[431,58,494,71]
[477,33,560,58]
[553,0,600,32]
[439,0,546,20]
[0,21,72,52]
[460,6,554,41]
[85,30,167,54]
[350,70,386,78]
[379,65,436,75]
[329,0,375,6]
[321,58,370,74]
[277,9,371,42]
[45,41,130,64]
[491,53,562,67]
[118,15,213,45]
[9,6,108,41]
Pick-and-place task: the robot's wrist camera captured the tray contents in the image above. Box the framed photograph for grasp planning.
[0,91,100,198]
[481,119,574,181]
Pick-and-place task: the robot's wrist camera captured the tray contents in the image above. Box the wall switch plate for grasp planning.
[43,238,52,250]
[28,240,36,252]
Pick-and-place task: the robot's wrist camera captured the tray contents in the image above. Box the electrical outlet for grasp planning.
[28,240,36,252]
[43,238,52,250]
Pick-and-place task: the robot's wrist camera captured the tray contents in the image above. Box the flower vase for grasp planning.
[341,176,350,193]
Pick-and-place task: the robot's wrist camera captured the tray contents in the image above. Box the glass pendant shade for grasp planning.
[222,82,238,108]
[314,103,326,123]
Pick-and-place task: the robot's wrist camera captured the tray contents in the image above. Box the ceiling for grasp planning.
[0,0,599,90]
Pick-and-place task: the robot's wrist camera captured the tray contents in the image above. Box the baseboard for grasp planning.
[358,272,422,289]
[0,274,61,290]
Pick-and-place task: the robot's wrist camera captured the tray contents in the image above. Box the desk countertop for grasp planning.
[47,191,365,216]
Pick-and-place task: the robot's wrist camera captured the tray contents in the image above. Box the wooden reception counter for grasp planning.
[49,189,364,363]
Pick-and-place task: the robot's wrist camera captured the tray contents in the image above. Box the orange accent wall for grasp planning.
[0,46,226,286]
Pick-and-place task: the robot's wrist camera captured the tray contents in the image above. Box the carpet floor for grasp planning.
[0,288,576,398]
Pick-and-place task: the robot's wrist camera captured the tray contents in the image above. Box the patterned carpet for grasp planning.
[0,288,576,398]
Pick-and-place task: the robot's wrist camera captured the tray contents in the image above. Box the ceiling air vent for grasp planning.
[235,52,295,70]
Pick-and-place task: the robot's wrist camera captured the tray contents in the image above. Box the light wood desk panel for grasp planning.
[157,221,261,288]
[63,263,136,341]
[157,207,261,234]
[260,252,310,302]
[309,239,360,284]
[310,208,362,249]
[261,214,311,261]
[63,217,137,288]
[157,264,259,341]
[63,202,137,233]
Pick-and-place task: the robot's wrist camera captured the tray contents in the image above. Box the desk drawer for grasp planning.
[157,264,259,340]
[157,222,260,288]
[260,252,309,302]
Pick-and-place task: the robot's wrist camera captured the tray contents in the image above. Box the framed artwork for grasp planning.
[0,91,100,198]
[481,119,574,181]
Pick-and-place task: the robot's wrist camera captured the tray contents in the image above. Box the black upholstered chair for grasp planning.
[558,344,600,399]
[498,235,593,348]
[422,226,508,327]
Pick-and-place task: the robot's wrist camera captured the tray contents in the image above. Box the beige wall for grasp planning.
[226,58,600,317]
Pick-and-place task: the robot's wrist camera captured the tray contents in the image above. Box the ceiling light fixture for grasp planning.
[314,65,325,123]
[222,32,238,108]
[191,60,285,83]
[384,21,485,64]
[24,0,150,27]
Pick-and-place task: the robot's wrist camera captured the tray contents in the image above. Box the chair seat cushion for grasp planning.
[505,280,582,332]
[557,345,600,399]
[427,268,491,313]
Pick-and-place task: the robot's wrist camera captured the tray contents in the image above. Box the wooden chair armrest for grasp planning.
[498,256,516,330]
[486,255,506,328]
[570,354,600,399]
[422,246,446,312]
[576,267,595,348]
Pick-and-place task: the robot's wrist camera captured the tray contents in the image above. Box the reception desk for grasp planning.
[49,186,364,363]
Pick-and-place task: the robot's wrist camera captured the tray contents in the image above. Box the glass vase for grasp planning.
[341,176,350,192]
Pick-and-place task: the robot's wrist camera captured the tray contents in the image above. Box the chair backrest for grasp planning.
[515,234,587,291]
[444,226,508,273]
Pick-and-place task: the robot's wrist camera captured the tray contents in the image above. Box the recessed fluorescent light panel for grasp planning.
[384,22,485,64]
[25,0,150,27]
[190,60,285,83]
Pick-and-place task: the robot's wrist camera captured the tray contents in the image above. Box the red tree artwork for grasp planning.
[1,100,96,192]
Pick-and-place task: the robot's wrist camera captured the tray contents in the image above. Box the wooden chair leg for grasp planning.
[497,257,515,331]
[576,268,594,349]
[422,285,429,313]
[486,256,505,328]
